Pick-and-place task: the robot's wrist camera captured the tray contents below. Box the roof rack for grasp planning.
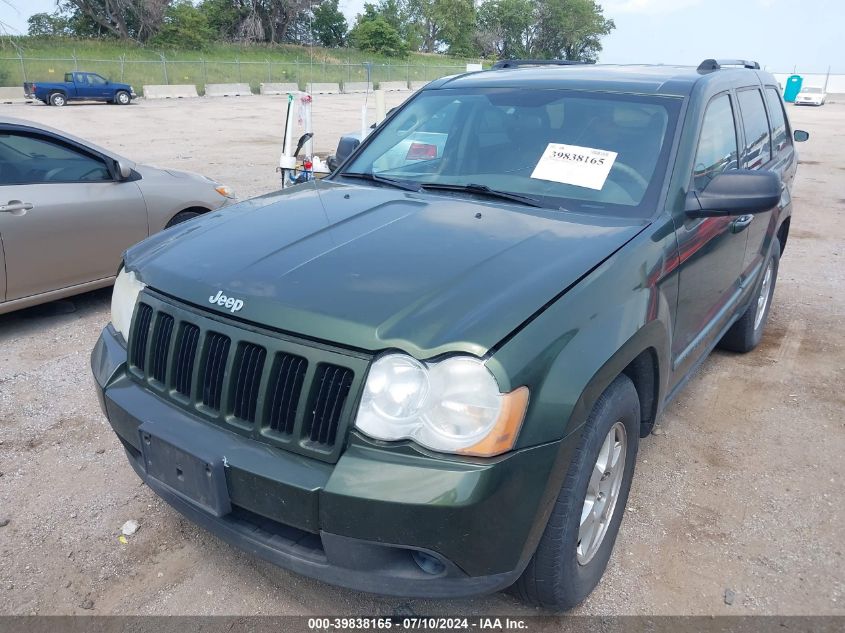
[491,59,593,70]
[697,59,761,72]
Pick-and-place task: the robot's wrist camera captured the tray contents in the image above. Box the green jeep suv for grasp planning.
[92,59,806,609]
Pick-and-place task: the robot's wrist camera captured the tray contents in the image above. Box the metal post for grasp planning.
[72,50,78,70]
[824,65,830,92]
[159,53,168,84]
[120,54,125,82]
[267,58,271,82]
[237,58,241,82]
[18,51,26,83]
[202,58,208,85]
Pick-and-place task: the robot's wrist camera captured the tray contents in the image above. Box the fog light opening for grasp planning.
[412,551,446,576]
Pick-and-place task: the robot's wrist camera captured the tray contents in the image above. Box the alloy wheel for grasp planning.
[577,421,627,565]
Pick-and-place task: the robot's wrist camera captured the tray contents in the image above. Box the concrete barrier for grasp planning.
[143,84,199,99]
[0,87,29,104]
[379,81,409,92]
[342,82,373,93]
[260,82,299,95]
[410,81,430,91]
[205,83,252,97]
[306,82,340,94]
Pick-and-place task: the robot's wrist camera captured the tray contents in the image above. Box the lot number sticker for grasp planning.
[530,143,617,190]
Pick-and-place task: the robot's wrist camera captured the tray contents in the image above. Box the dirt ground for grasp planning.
[0,94,842,617]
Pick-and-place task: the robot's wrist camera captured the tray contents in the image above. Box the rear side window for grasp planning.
[737,88,771,168]
[692,93,739,191]
[765,87,789,154]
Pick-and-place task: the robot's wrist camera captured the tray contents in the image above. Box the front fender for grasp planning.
[487,217,678,449]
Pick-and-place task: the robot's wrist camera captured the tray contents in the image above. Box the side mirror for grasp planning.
[793,129,809,142]
[685,169,781,218]
[115,159,132,180]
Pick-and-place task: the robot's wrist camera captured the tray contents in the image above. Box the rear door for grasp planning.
[734,87,781,282]
[672,92,748,374]
[0,127,148,300]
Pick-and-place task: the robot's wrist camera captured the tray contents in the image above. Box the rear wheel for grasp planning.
[115,90,131,105]
[718,240,780,353]
[49,92,66,107]
[513,374,640,610]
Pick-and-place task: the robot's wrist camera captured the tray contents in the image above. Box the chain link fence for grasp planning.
[0,53,474,93]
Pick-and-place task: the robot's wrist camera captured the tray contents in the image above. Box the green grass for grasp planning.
[0,37,485,92]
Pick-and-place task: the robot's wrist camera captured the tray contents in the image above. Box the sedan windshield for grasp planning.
[340,87,681,218]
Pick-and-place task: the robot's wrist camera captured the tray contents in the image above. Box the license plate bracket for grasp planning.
[139,426,231,517]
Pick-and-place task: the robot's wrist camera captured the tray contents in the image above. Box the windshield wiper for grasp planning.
[340,172,421,192]
[418,182,543,208]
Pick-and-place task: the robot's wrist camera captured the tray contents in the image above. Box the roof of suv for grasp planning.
[430,64,775,98]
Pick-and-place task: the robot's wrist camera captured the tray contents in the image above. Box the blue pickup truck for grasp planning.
[24,72,136,107]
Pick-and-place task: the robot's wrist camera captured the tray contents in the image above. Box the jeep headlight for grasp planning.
[355,354,528,457]
[111,267,146,343]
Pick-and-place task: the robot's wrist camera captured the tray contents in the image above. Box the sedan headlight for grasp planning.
[214,184,235,199]
[111,267,146,343]
[355,354,529,457]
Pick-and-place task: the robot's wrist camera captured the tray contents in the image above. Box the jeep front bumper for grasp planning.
[91,324,568,598]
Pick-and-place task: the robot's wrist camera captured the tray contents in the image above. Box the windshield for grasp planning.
[340,88,681,218]
[803,87,822,93]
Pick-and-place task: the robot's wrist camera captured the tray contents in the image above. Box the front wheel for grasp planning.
[165,210,202,228]
[49,92,66,107]
[513,374,640,610]
[718,239,780,353]
[115,90,131,105]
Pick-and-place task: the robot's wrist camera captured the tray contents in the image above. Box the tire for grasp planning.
[165,210,202,228]
[49,92,66,107]
[513,374,640,610]
[115,90,131,105]
[718,239,780,353]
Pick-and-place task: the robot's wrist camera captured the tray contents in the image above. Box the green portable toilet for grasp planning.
[784,75,803,102]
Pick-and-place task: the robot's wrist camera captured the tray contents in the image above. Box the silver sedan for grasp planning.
[0,116,235,315]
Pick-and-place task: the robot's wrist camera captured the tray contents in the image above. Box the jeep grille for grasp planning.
[127,293,369,464]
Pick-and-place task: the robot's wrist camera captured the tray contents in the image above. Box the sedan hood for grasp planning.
[125,180,647,358]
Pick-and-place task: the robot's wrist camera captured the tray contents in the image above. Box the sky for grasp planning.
[0,0,842,73]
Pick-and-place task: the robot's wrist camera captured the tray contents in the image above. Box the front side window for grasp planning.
[765,87,789,154]
[0,132,111,185]
[87,74,107,86]
[341,88,681,218]
[737,88,772,168]
[692,93,739,191]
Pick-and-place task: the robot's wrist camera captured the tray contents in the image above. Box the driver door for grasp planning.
[85,73,112,100]
[671,92,748,379]
[0,128,148,300]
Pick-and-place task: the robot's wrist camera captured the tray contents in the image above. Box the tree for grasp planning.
[63,0,170,42]
[349,16,408,57]
[151,0,215,49]
[27,12,72,37]
[477,0,534,58]
[533,0,614,62]
[312,0,347,47]
[405,0,477,55]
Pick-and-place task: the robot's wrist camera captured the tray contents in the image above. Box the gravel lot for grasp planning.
[0,95,842,616]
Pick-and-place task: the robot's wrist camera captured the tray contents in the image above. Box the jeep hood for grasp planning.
[125,180,647,358]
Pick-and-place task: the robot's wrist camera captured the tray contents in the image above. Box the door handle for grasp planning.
[0,200,33,215]
[730,214,754,233]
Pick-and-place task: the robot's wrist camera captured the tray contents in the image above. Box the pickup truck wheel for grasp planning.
[513,374,639,610]
[718,240,781,353]
[49,92,66,107]
[115,90,131,105]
